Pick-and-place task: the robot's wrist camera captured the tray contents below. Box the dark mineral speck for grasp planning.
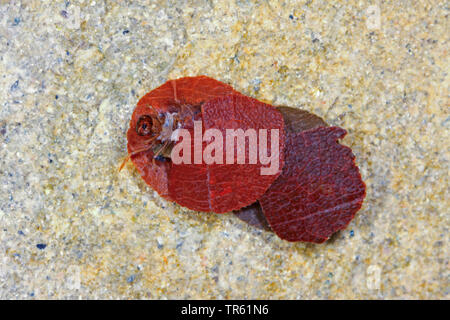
[127,275,136,283]
[10,80,19,91]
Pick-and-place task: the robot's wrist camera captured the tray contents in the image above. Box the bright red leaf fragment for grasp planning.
[127,76,239,199]
[168,94,285,213]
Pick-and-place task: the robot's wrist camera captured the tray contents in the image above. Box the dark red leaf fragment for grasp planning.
[259,126,366,243]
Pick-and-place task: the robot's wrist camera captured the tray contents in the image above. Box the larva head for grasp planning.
[135,114,160,137]
[127,105,165,156]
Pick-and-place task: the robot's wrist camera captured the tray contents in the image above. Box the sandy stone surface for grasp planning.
[0,1,448,299]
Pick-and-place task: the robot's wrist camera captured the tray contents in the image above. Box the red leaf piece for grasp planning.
[127,76,239,199]
[259,127,366,243]
[126,77,367,243]
[168,95,285,213]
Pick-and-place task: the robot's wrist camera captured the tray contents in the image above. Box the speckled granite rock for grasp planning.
[0,0,448,299]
